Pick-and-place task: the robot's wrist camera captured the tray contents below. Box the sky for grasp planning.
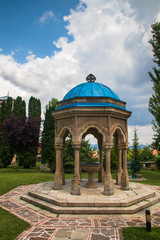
[0,0,160,146]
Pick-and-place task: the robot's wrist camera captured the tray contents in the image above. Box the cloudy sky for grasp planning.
[0,0,160,145]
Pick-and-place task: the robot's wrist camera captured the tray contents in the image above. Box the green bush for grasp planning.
[156,155,160,170]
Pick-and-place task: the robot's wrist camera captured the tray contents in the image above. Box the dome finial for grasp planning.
[86,74,96,82]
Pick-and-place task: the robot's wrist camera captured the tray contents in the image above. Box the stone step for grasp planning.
[27,190,156,208]
[20,193,160,214]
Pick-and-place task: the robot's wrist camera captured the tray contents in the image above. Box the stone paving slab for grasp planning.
[0,184,160,239]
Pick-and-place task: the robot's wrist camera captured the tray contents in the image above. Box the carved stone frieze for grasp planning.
[56,117,75,138]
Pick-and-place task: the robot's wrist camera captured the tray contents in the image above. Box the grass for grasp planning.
[0,167,160,239]
[129,170,160,186]
[0,207,30,240]
[122,227,160,240]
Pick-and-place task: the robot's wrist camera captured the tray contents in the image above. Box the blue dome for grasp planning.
[63,82,120,101]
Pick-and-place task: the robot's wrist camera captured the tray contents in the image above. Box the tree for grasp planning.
[130,128,141,173]
[63,135,74,173]
[28,96,41,119]
[139,146,155,163]
[80,139,94,163]
[0,97,14,167]
[41,98,57,171]
[148,22,160,151]
[27,96,41,167]
[13,96,26,120]
[1,115,40,170]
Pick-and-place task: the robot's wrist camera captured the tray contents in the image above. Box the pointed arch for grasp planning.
[110,124,127,144]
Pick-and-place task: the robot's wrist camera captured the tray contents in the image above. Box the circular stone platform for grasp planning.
[21,180,160,214]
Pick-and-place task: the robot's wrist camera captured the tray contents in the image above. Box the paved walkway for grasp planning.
[0,184,160,240]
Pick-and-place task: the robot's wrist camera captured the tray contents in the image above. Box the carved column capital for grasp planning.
[103,143,113,150]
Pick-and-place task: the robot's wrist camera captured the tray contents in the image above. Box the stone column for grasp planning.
[71,144,81,195]
[53,145,63,190]
[104,145,114,195]
[121,146,129,190]
[116,147,122,185]
[98,148,104,182]
[61,149,65,185]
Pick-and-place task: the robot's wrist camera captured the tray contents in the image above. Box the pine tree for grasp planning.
[148,22,160,150]
[131,128,141,173]
[41,98,57,171]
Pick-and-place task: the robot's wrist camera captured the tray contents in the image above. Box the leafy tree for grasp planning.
[139,146,155,163]
[13,96,26,120]
[1,115,40,170]
[63,135,74,173]
[41,98,57,171]
[81,139,94,163]
[130,128,141,173]
[148,22,160,151]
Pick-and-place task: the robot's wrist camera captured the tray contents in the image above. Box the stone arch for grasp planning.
[78,121,107,144]
[56,126,74,145]
[110,124,127,144]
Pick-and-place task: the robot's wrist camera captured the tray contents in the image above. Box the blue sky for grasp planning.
[0,0,160,145]
[0,0,79,62]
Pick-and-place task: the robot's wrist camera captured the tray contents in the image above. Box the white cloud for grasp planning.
[0,0,159,143]
[39,10,54,23]
[128,125,154,146]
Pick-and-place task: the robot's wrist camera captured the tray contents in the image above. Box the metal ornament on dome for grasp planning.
[86,74,96,82]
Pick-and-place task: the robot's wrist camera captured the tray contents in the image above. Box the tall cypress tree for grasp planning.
[21,96,41,168]
[41,98,57,171]
[0,97,14,167]
[148,22,160,150]
[28,96,41,119]
[13,96,26,120]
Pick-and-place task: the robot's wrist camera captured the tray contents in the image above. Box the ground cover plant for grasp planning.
[122,227,160,240]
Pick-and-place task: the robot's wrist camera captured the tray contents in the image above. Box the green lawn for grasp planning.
[122,227,160,240]
[0,207,30,240]
[130,170,160,186]
[0,167,160,240]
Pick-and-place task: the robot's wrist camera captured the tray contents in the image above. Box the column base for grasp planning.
[71,178,81,195]
[116,170,122,185]
[103,175,114,195]
[53,173,63,190]
[121,172,129,190]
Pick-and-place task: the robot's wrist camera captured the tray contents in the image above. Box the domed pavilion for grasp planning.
[52,74,132,195]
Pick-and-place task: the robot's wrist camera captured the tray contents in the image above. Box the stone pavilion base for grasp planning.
[21,180,160,214]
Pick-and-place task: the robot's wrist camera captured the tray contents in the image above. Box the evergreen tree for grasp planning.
[131,128,141,173]
[13,96,26,120]
[0,97,14,167]
[26,96,41,167]
[28,96,41,119]
[41,98,57,171]
[148,22,160,150]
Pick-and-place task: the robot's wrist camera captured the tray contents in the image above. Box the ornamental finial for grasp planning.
[86,74,96,82]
